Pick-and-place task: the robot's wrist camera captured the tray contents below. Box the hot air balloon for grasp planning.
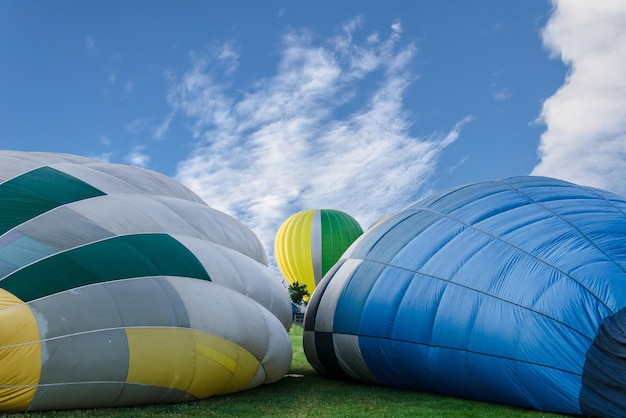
[304,176,626,417]
[0,151,292,412]
[274,209,363,295]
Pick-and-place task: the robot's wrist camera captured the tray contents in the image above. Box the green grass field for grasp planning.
[5,326,570,417]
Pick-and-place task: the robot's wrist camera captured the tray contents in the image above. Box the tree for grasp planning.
[288,281,309,305]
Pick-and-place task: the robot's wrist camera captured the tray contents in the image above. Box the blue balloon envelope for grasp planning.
[304,176,626,416]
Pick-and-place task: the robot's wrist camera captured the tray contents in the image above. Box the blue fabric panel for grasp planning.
[416,181,509,215]
[357,267,414,338]
[358,337,582,414]
[391,272,448,344]
[349,210,441,261]
[333,260,385,335]
[304,176,626,416]
[0,234,55,273]
[581,308,626,416]
[389,218,467,272]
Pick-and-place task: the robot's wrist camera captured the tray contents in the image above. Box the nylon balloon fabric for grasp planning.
[0,151,292,412]
[303,176,626,416]
[275,209,363,294]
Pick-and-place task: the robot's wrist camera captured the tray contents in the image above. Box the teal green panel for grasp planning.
[0,166,105,235]
[0,233,210,301]
[320,210,363,276]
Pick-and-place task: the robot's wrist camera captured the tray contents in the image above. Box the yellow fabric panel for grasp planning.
[275,209,315,291]
[126,328,195,392]
[0,289,41,412]
[189,330,260,397]
[125,328,260,400]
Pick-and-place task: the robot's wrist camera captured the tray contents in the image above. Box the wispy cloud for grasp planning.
[124,146,151,167]
[105,67,116,84]
[532,0,626,196]
[124,79,135,97]
[490,84,511,101]
[166,19,470,263]
[85,36,97,55]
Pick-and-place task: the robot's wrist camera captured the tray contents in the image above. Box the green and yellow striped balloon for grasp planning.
[274,209,363,294]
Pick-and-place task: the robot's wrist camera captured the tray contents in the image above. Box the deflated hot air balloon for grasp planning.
[274,209,363,294]
[0,151,292,412]
[304,176,626,417]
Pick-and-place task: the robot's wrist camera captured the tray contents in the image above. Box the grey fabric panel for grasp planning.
[311,209,322,283]
[166,277,269,361]
[113,383,188,407]
[17,206,114,251]
[29,284,123,339]
[333,333,378,383]
[315,259,362,333]
[167,275,291,384]
[38,329,129,384]
[28,382,125,411]
[104,277,190,328]
[174,235,291,330]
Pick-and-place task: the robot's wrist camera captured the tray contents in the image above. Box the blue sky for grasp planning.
[2,1,625,268]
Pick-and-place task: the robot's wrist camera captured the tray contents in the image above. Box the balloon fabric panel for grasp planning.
[1,234,210,302]
[304,176,626,416]
[0,151,292,412]
[0,167,104,235]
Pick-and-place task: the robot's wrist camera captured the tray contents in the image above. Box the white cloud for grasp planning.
[532,0,626,196]
[105,68,116,84]
[124,147,151,167]
[125,79,135,96]
[99,135,111,147]
[169,20,470,264]
[85,36,97,55]
[490,85,511,101]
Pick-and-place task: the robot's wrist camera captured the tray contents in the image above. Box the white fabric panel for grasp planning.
[155,196,267,265]
[68,195,201,238]
[0,151,95,181]
[315,258,362,332]
[166,276,291,383]
[258,306,293,383]
[311,210,322,283]
[81,162,206,204]
[50,163,152,195]
[174,235,291,329]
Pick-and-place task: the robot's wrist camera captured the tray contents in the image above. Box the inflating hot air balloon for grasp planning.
[0,151,292,412]
[304,176,626,417]
[274,209,363,294]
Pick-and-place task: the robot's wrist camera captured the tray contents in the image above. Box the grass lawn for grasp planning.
[6,326,570,417]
